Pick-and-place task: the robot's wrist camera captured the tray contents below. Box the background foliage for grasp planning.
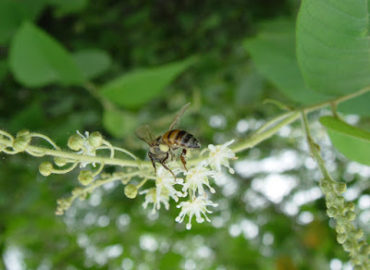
[0,0,369,269]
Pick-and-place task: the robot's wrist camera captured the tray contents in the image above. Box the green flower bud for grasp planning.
[72,187,83,196]
[345,211,356,221]
[54,156,67,167]
[364,245,370,255]
[343,240,352,252]
[334,182,347,194]
[13,131,31,152]
[88,131,103,148]
[354,229,364,240]
[68,134,84,151]
[17,130,30,137]
[78,170,94,186]
[327,207,337,218]
[124,184,138,199]
[320,181,330,193]
[39,161,53,176]
[345,201,355,211]
[335,223,346,234]
[337,233,347,244]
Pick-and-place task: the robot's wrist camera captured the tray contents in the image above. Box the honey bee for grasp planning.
[136,103,200,178]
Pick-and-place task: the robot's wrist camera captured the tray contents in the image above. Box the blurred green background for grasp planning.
[0,0,369,269]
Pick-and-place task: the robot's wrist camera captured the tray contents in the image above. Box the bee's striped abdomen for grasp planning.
[162,129,200,148]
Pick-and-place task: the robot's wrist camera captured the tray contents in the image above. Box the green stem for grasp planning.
[0,135,145,167]
[1,86,369,168]
[232,86,370,153]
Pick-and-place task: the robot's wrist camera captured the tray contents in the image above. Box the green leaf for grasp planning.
[0,0,26,44]
[0,60,8,82]
[103,107,137,138]
[49,0,88,16]
[100,58,195,109]
[338,91,370,117]
[320,116,370,165]
[296,0,370,95]
[73,49,112,80]
[244,18,332,105]
[9,101,46,132]
[0,0,47,45]
[9,22,84,87]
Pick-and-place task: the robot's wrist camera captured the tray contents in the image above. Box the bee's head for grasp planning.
[194,140,201,148]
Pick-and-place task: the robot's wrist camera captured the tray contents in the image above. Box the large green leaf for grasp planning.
[49,0,88,16]
[100,58,195,109]
[103,107,137,138]
[0,0,26,45]
[296,0,370,96]
[0,0,47,45]
[9,22,84,87]
[244,19,332,105]
[0,60,7,82]
[320,116,370,166]
[73,49,112,80]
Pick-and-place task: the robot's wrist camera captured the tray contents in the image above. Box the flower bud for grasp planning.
[320,181,330,193]
[354,229,364,240]
[78,170,94,186]
[335,223,346,234]
[17,130,30,137]
[88,132,103,148]
[68,134,84,151]
[345,201,355,211]
[327,207,337,218]
[343,240,352,252]
[345,211,356,221]
[54,156,67,167]
[13,130,31,152]
[337,233,347,244]
[39,161,53,176]
[334,182,347,194]
[124,184,138,199]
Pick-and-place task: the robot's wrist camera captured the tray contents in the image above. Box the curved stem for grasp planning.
[232,86,370,153]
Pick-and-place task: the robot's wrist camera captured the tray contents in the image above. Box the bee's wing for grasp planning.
[168,102,191,131]
[135,124,155,145]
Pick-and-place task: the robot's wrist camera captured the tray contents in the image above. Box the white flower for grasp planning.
[175,195,218,230]
[183,162,215,196]
[141,167,183,212]
[77,131,97,168]
[207,139,236,173]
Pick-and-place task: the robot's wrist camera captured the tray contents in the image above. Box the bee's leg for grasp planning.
[169,148,175,161]
[180,148,188,171]
[160,153,176,179]
[148,152,157,175]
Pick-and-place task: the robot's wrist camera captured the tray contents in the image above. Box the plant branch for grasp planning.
[232,86,370,153]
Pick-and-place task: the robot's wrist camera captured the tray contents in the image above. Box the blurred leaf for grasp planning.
[49,0,88,16]
[296,0,370,95]
[320,116,370,165]
[9,22,84,87]
[337,92,370,117]
[73,49,112,80]
[235,69,264,107]
[244,18,331,105]
[9,101,45,132]
[0,0,25,45]
[103,107,137,138]
[0,60,7,82]
[100,58,195,109]
[19,0,48,20]
[0,0,47,45]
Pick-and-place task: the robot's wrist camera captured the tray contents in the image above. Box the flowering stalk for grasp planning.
[301,112,369,269]
[1,86,370,232]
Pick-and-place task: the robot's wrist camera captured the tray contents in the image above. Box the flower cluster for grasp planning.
[139,140,236,230]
